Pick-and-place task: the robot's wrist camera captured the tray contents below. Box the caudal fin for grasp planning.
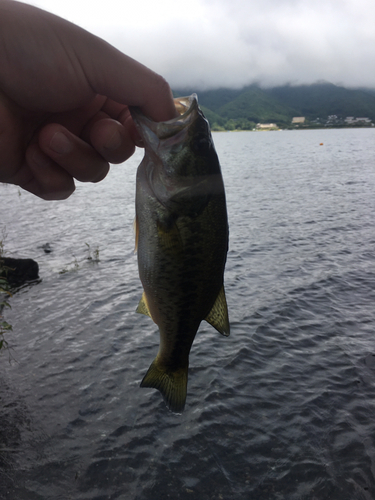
[140,358,188,413]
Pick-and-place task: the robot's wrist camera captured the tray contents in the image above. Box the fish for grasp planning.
[130,94,229,413]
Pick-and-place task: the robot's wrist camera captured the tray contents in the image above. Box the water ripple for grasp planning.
[2,129,375,499]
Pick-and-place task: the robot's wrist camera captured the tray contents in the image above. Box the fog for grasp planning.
[32,0,375,89]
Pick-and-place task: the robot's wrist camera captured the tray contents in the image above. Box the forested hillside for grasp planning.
[173,83,375,130]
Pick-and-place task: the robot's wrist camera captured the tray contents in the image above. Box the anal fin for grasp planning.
[205,285,230,337]
[136,292,152,319]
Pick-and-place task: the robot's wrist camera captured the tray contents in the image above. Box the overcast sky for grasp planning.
[30,0,375,90]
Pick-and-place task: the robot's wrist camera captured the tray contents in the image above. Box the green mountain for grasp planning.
[265,83,375,121]
[199,105,223,126]
[216,86,298,123]
[173,83,375,129]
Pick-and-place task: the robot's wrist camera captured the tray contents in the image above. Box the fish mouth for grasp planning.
[173,94,198,117]
[130,94,200,141]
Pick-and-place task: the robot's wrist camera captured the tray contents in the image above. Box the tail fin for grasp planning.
[140,358,188,413]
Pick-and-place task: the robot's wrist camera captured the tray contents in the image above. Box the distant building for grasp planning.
[356,117,372,123]
[292,117,305,124]
[345,116,372,124]
[256,123,278,130]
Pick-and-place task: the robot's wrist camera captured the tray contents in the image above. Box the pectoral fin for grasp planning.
[156,217,183,251]
[205,285,230,337]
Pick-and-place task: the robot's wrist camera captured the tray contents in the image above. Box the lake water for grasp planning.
[1,128,375,499]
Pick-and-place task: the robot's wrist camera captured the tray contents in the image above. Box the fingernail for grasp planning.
[49,132,73,154]
[104,130,122,151]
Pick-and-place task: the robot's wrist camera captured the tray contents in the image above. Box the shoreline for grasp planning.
[212,125,375,132]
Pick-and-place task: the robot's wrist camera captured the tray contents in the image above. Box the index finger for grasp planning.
[75,32,178,122]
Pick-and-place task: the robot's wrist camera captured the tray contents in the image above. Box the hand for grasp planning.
[0,0,177,200]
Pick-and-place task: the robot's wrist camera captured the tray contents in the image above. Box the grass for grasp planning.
[0,239,101,350]
[59,244,100,274]
[85,243,100,263]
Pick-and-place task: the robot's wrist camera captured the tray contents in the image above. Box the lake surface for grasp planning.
[1,128,375,499]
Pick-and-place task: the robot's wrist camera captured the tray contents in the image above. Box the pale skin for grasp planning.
[0,0,177,200]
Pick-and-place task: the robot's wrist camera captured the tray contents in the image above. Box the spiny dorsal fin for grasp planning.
[205,285,230,337]
[141,358,188,413]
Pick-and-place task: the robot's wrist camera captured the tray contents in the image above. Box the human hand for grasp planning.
[0,0,177,200]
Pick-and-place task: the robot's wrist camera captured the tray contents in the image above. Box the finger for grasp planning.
[88,117,136,164]
[81,107,143,162]
[116,106,144,147]
[38,123,110,183]
[76,36,178,122]
[23,144,75,200]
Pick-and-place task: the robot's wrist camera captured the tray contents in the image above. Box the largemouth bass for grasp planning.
[131,94,229,413]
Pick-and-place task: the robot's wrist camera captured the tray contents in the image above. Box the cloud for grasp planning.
[31,0,375,89]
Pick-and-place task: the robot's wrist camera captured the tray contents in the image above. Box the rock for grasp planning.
[0,257,39,286]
